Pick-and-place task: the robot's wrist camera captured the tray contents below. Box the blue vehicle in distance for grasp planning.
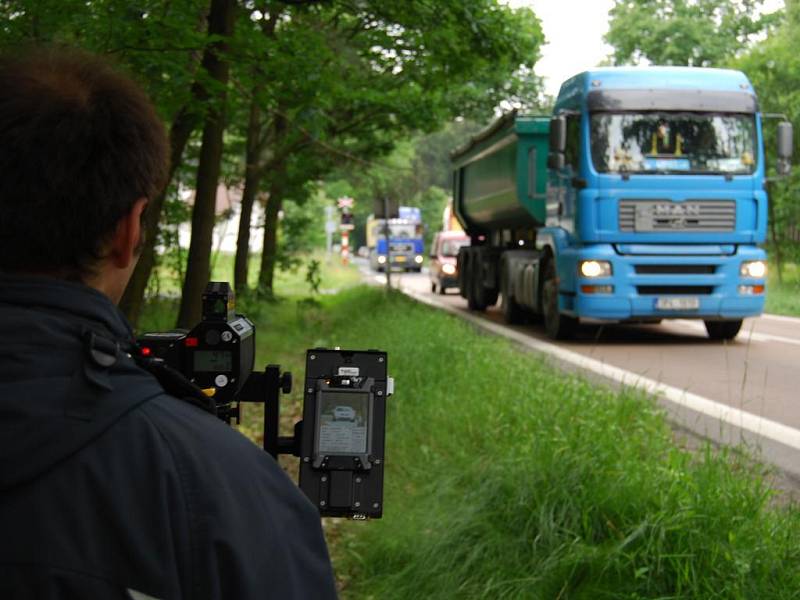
[453,67,793,340]
[367,206,425,272]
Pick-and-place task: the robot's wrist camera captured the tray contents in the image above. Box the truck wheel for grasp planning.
[438,284,446,295]
[542,259,576,340]
[500,263,525,324]
[467,251,487,311]
[431,282,437,293]
[704,319,743,341]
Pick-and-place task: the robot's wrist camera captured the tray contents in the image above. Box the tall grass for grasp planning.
[141,284,800,598]
[311,288,800,599]
[766,262,800,317]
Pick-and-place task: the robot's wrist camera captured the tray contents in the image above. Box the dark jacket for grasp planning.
[0,275,338,600]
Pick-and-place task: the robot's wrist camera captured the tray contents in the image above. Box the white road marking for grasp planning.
[401,286,800,454]
[762,312,800,325]
[671,319,800,347]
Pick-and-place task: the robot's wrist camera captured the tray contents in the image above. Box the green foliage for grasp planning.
[766,262,800,316]
[733,4,800,275]
[411,186,450,248]
[606,0,781,66]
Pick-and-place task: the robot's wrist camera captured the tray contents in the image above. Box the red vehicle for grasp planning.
[429,231,470,294]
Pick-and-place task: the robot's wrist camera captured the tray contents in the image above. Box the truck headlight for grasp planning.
[414,255,424,264]
[740,260,766,278]
[377,255,387,264]
[442,263,456,275]
[579,260,612,278]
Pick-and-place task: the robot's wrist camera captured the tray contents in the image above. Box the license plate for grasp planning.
[655,297,700,311]
[395,255,407,262]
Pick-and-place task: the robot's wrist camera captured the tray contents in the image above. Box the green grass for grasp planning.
[140,283,800,599]
[766,262,800,317]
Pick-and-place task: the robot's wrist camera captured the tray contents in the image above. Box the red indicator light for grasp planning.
[141,346,152,357]
[753,285,765,294]
[185,337,199,347]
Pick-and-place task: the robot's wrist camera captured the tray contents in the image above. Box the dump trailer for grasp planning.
[453,67,793,340]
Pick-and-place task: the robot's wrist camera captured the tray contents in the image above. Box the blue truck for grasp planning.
[453,67,793,340]
[367,206,425,272]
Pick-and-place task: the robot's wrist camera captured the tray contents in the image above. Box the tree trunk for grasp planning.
[234,110,290,295]
[176,0,236,328]
[120,3,224,327]
[258,181,284,297]
[234,100,263,295]
[119,107,200,325]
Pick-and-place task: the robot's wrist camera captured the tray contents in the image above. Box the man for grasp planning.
[0,48,337,599]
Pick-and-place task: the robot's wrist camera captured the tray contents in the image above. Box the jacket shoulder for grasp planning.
[136,395,337,600]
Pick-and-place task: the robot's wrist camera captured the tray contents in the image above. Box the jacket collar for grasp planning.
[0,273,133,340]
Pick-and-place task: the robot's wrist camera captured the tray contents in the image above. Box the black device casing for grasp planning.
[299,349,387,519]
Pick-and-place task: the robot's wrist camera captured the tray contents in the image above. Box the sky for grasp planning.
[507,0,786,98]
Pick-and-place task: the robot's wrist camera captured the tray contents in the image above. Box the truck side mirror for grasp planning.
[777,121,793,176]
[778,121,793,159]
[549,115,566,153]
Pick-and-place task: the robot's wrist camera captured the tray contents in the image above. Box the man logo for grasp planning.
[652,203,701,217]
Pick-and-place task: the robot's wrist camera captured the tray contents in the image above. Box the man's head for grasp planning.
[0,47,168,302]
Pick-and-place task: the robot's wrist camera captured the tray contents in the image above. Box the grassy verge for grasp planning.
[766,262,800,317]
[141,283,800,598]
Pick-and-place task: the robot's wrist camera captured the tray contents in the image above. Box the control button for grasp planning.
[221,331,233,343]
[215,374,229,387]
[205,329,221,345]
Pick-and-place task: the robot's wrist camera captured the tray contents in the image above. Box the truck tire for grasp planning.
[471,250,500,310]
[431,282,437,293]
[500,262,526,324]
[704,319,742,341]
[541,258,577,340]
[466,249,487,311]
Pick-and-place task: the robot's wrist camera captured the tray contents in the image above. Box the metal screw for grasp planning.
[373,503,380,509]
[307,388,314,394]
[378,357,384,363]
[374,459,381,465]
[321,476,328,482]
[377,391,383,396]
[354,501,361,508]
[320,500,326,507]
[303,457,310,463]
[355,477,362,484]
[310,354,316,360]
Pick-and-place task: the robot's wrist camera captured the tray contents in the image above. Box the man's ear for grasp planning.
[109,198,148,269]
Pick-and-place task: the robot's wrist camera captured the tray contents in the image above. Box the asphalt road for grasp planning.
[359,261,800,480]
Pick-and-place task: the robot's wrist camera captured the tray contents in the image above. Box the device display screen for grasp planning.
[317,391,370,455]
[193,350,232,372]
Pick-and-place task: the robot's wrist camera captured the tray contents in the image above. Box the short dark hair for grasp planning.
[0,47,168,279]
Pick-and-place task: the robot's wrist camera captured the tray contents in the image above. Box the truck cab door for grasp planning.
[547,113,581,231]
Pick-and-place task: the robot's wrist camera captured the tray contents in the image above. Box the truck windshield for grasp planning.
[590,112,757,175]
[390,224,416,238]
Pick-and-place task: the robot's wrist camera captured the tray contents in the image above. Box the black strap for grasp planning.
[131,353,217,416]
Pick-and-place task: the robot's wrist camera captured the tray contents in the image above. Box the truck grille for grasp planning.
[636,285,714,295]
[390,243,413,253]
[634,265,716,275]
[619,200,736,232]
